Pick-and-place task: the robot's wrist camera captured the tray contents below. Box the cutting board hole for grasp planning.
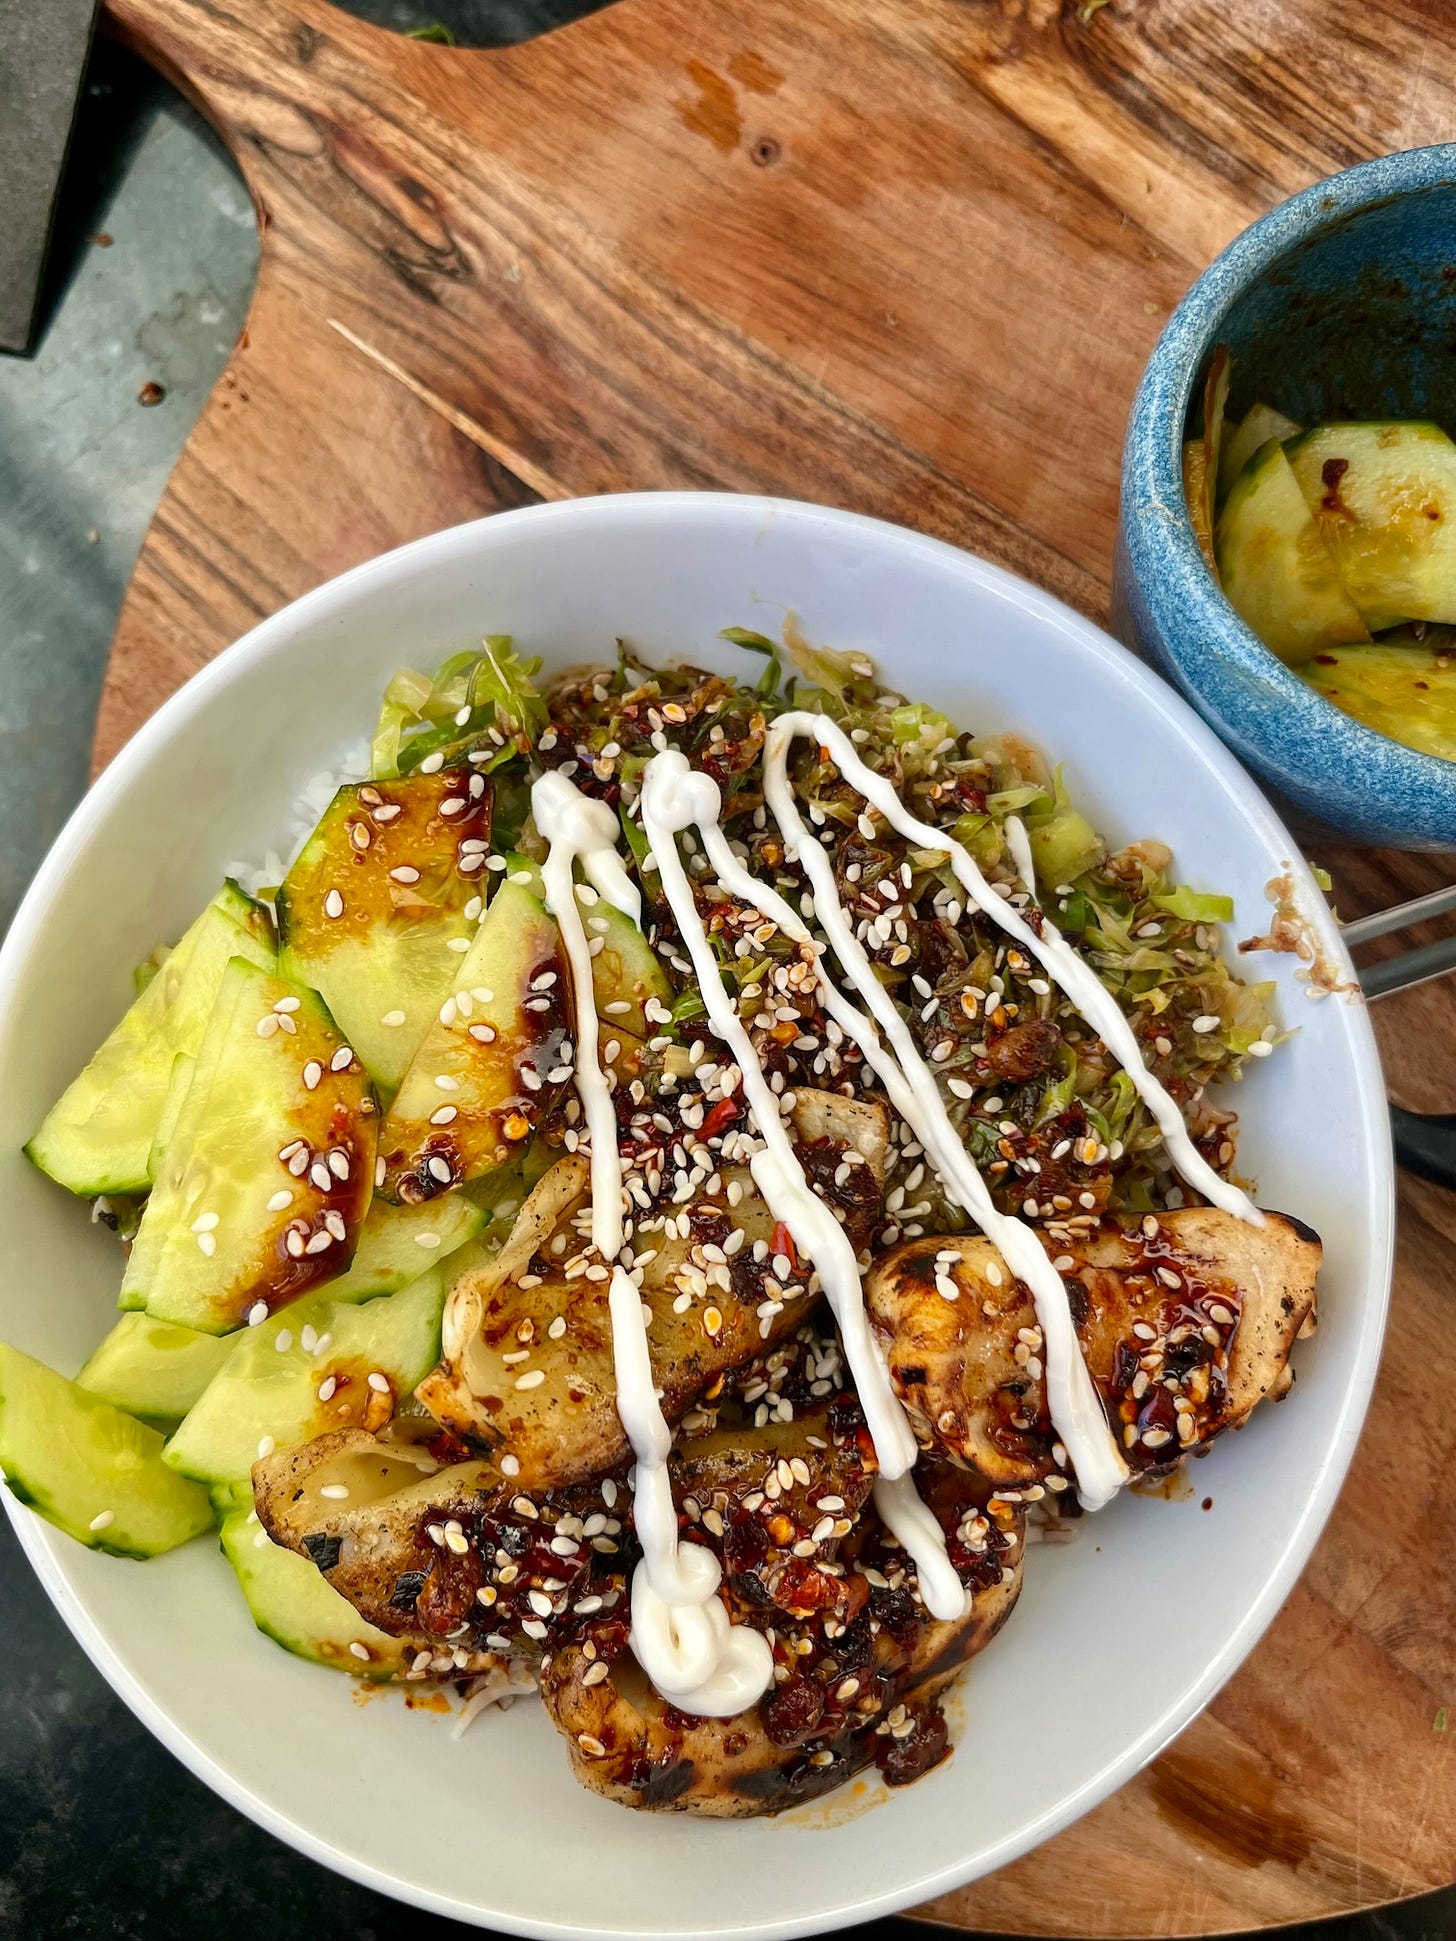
[325,0,618,49]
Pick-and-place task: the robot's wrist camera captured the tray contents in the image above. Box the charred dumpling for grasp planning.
[415,1092,891,1490]
[253,1426,637,1660]
[539,1464,1024,1814]
[865,1207,1320,1486]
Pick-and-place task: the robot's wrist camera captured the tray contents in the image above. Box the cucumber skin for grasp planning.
[26,887,276,1199]
[0,1342,214,1560]
[218,1509,409,1679]
[162,1268,446,1487]
[128,959,377,1336]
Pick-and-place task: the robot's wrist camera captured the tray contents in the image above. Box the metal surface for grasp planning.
[0,0,100,351]
[1344,882,1456,948]
[1361,930,1456,1001]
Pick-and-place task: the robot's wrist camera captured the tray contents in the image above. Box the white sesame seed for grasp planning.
[88,1510,115,1533]
[435,1073,460,1092]
[247,1301,269,1327]
[330,1047,353,1072]
[266,1190,293,1212]
[256,1436,276,1459]
[302,1061,322,1090]
[320,1483,350,1500]
[414,1232,441,1248]
[317,1377,337,1402]
[515,1369,546,1389]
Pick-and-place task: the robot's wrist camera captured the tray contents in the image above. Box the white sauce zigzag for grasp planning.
[533,771,772,1718]
[529,690,1260,1714]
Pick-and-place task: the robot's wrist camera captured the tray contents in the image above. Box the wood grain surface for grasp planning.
[92,0,1455,1931]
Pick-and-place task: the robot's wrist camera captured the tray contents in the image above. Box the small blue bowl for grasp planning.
[1115,145,1456,850]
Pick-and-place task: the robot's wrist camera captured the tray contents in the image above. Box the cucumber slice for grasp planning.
[26,882,276,1198]
[163,1269,445,1487]
[218,1508,408,1677]
[1214,438,1370,663]
[500,852,668,1037]
[1298,640,1456,761]
[122,959,377,1334]
[147,1051,196,1186]
[1285,421,1456,626]
[77,1313,237,1423]
[323,1193,486,1303]
[1218,402,1303,504]
[587,901,672,1040]
[376,877,572,1203]
[277,772,494,1092]
[0,1342,213,1558]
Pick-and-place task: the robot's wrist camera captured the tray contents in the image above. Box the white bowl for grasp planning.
[0,494,1392,1938]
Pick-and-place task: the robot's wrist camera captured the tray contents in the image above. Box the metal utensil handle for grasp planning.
[1343,883,1456,948]
[1391,1104,1456,1189]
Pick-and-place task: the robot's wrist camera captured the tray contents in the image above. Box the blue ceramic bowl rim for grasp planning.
[1123,143,1456,831]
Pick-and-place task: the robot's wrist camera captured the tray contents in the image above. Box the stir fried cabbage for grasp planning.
[372,626,1277,1229]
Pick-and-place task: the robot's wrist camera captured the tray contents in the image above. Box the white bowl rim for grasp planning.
[0,491,1395,1937]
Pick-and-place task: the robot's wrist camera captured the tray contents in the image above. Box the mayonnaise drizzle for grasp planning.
[692,795,1128,1506]
[532,772,772,1717]
[640,753,966,1621]
[769,713,1263,1230]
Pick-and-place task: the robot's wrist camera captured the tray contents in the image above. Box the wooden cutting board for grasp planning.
[94,0,1456,1930]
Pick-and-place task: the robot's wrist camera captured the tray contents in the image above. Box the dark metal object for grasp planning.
[1390,1104,1456,1189]
[1360,931,1456,1003]
[1343,883,1456,948]
[0,0,101,353]
[1351,887,1456,1188]
[334,0,615,45]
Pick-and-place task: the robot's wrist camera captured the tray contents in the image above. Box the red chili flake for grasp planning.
[699,1098,740,1140]
[771,1222,799,1271]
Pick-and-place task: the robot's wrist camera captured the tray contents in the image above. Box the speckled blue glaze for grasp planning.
[1115,146,1456,850]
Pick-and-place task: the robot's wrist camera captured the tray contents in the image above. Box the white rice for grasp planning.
[223,739,372,899]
